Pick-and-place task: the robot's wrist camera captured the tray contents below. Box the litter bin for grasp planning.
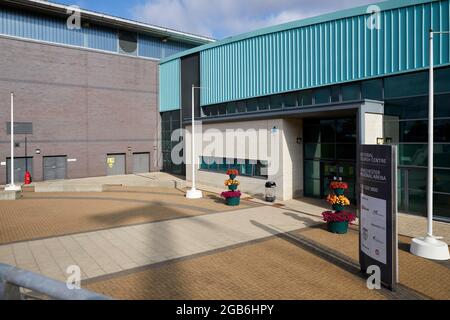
[265,181,277,202]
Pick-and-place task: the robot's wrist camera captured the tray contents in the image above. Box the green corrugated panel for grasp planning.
[199,0,450,106]
[159,59,181,112]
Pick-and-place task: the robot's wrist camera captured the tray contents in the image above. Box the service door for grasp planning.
[6,157,33,185]
[133,153,150,174]
[43,156,67,181]
[106,154,126,176]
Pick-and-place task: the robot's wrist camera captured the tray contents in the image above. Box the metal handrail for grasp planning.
[0,263,111,300]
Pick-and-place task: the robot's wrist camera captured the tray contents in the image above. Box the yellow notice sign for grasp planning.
[107,157,115,168]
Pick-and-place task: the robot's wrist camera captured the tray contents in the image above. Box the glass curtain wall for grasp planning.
[161,110,184,175]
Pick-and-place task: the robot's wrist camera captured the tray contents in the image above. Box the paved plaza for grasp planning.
[0,174,449,300]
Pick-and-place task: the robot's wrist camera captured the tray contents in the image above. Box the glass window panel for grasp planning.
[321,144,335,159]
[434,119,450,142]
[435,144,450,168]
[246,99,258,112]
[398,144,427,166]
[237,101,246,113]
[336,144,356,159]
[305,143,321,159]
[384,96,428,119]
[284,93,297,107]
[435,67,450,94]
[399,120,428,142]
[314,87,330,104]
[408,189,427,214]
[320,120,335,143]
[304,178,321,197]
[434,169,450,193]
[270,94,283,109]
[258,97,270,111]
[303,125,320,143]
[435,193,450,220]
[226,102,237,114]
[362,79,383,100]
[298,90,313,106]
[218,104,227,115]
[255,160,268,178]
[385,71,428,99]
[304,160,320,179]
[342,83,361,101]
[336,118,357,143]
[436,94,450,118]
[331,86,340,102]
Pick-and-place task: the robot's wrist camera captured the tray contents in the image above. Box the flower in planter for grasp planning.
[224,179,240,186]
[226,169,239,176]
[221,191,242,198]
[326,194,350,206]
[322,211,357,223]
[330,181,349,190]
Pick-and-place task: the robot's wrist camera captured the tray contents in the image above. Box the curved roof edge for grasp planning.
[4,0,215,45]
[160,0,436,64]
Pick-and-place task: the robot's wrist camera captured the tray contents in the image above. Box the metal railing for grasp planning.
[0,263,111,300]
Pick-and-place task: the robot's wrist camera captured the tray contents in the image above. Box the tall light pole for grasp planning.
[5,92,21,192]
[186,85,203,199]
[410,30,449,260]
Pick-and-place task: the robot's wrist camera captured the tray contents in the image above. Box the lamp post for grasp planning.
[186,85,203,199]
[5,92,21,192]
[410,30,449,260]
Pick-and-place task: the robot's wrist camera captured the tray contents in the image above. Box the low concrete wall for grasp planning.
[35,184,105,193]
[0,191,20,200]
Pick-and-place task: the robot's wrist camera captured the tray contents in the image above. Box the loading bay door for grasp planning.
[43,156,67,181]
[133,153,150,174]
[107,154,126,176]
[6,157,33,185]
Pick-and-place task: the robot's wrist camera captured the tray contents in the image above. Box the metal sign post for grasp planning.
[359,145,397,290]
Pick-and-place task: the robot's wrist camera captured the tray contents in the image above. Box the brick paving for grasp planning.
[0,187,258,245]
[84,236,387,300]
[294,225,450,300]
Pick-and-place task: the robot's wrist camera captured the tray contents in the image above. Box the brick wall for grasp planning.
[0,36,161,184]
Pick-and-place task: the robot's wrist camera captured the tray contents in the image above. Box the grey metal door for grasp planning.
[43,156,67,181]
[133,153,150,174]
[6,157,33,185]
[106,154,126,176]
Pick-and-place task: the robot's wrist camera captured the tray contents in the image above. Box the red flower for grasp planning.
[321,211,356,223]
[226,169,239,176]
[330,181,349,190]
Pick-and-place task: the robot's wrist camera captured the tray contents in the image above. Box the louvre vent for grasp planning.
[118,31,137,55]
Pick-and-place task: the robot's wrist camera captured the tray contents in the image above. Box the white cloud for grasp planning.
[130,0,383,39]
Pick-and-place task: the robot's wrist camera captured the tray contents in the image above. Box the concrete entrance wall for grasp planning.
[185,118,303,201]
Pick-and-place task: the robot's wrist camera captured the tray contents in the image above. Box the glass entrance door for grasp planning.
[321,162,356,202]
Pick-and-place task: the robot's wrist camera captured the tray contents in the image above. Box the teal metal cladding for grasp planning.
[159,59,181,112]
[200,0,450,106]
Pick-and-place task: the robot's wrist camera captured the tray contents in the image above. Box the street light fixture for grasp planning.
[5,92,21,192]
[186,84,204,199]
[410,30,450,261]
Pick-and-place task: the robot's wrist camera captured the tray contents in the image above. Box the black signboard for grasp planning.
[7,122,33,135]
[359,145,398,290]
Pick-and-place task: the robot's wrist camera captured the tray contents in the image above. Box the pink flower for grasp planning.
[221,191,242,199]
[322,211,356,223]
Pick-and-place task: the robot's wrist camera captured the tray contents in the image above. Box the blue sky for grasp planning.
[57,0,382,39]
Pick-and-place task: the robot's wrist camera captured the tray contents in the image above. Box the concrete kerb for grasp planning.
[0,191,21,201]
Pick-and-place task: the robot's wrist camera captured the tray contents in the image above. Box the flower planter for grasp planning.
[334,188,345,196]
[332,204,345,212]
[327,221,349,234]
[228,184,238,191]
[226,196,241,206]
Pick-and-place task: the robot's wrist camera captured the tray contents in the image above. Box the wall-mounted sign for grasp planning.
[7,122,33,135]
[67,159,77,163]
[107,157,115,168]
[359,145,398,290]
[0,162,6,166]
